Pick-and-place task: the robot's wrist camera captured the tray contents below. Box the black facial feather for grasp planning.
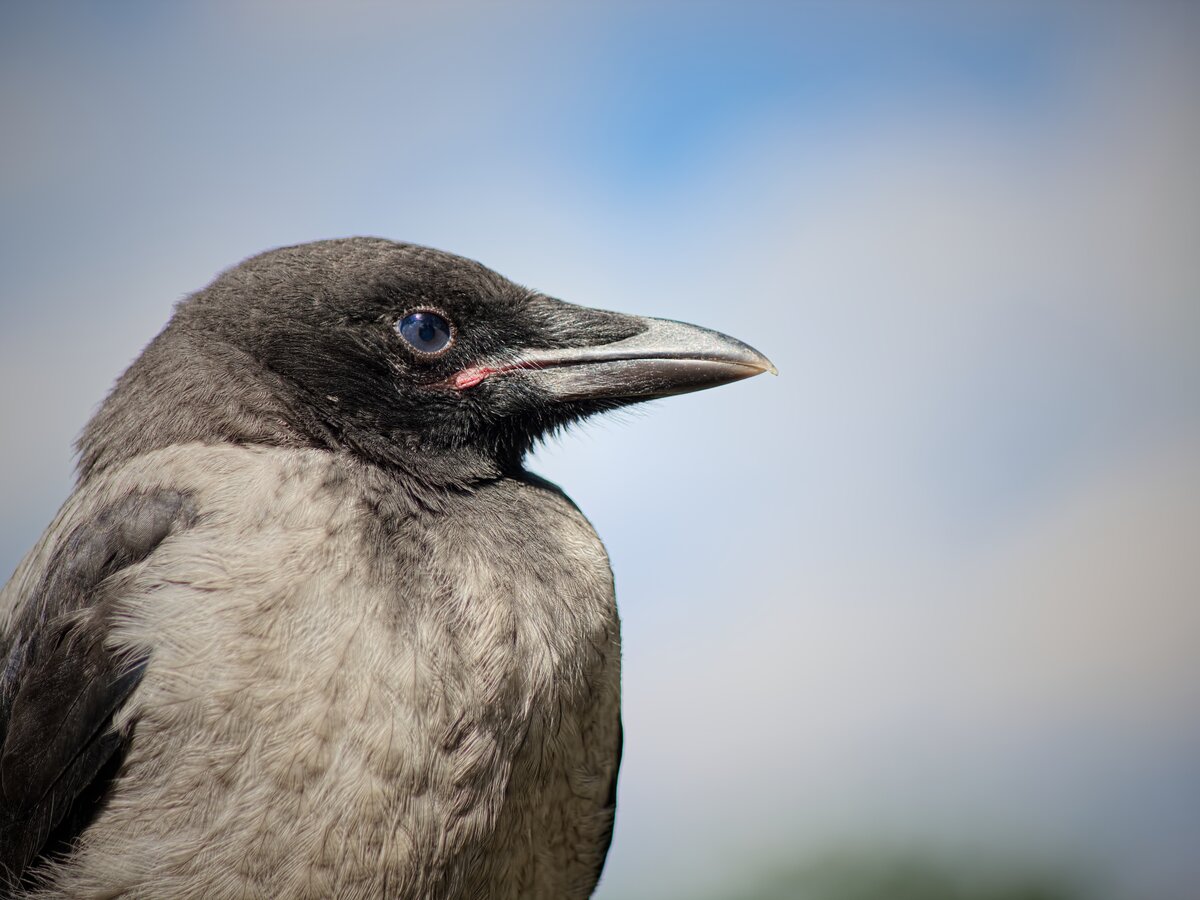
[77,238,644,484]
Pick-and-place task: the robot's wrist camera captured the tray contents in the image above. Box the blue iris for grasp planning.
[397,311,452,354]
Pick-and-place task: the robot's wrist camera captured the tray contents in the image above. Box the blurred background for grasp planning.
[2,3,1198,898]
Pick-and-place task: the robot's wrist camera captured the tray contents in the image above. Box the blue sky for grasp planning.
[2,3,1199,898]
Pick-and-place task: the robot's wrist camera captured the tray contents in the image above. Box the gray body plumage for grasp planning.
[0,239,771,898]
[3,444,618,898]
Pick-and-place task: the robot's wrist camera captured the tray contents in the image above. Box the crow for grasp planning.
[0,238,773,899]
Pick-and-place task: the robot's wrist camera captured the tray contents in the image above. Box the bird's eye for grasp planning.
[396,311,453,356]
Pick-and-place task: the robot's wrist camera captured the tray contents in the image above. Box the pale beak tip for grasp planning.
[747,351,777,377]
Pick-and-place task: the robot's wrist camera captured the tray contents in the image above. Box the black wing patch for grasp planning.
[0,489,196,893]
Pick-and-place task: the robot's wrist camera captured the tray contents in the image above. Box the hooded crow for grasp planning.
[0,238,773,899]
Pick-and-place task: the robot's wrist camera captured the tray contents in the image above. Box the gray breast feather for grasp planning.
[1,444,621,899]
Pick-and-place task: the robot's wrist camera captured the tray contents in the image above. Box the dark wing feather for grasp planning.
[0,489,195,893]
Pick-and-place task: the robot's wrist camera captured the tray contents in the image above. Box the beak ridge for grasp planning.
[512,316,776,403]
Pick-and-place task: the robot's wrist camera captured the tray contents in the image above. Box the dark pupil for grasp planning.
[399,312,451,353]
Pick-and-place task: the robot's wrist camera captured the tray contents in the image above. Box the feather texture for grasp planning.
[0,490,195,893]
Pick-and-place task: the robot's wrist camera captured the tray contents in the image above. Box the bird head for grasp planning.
[79,238,774,483]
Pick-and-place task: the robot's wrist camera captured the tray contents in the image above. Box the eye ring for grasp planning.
[395,308,456,358]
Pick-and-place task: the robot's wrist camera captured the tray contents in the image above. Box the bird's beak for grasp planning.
[454,316,776,402]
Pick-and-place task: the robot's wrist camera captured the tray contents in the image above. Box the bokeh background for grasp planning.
[2,3,1198,898]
